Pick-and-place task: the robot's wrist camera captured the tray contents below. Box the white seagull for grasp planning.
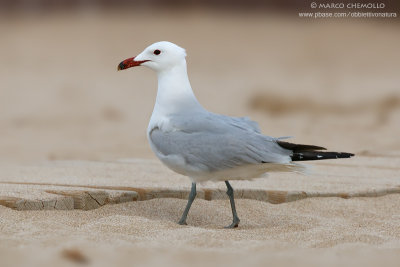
[118,41,354,228]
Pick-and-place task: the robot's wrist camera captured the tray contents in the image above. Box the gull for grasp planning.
[118,41,354,228]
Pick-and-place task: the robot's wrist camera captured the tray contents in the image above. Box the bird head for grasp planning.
[118,41,187,72]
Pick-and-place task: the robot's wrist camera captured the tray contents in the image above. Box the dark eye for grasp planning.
[153,49,161,55]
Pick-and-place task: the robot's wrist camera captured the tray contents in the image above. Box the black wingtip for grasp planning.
[291,151,354,161]
[276,140,354,161]
[277,140,326,152]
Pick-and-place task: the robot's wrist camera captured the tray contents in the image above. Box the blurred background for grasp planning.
[0,0,399,163]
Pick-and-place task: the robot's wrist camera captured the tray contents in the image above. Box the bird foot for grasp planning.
[178,220,187,226]
[224,218,240,229]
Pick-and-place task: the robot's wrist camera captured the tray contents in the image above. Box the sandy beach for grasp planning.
[1,9,400,266]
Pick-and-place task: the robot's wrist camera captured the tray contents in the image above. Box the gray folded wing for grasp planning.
[149,124,292,173]
[169,111,262,134]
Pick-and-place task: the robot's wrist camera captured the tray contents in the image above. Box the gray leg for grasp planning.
[225,181,240,228]
[178,182,197,225]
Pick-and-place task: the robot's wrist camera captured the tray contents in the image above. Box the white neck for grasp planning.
[153,59,203,116]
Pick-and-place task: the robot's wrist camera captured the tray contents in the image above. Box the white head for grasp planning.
[118,41,187,73]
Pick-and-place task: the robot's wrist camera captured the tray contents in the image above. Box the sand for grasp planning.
[1,158,400,266]
[1,9,400,266]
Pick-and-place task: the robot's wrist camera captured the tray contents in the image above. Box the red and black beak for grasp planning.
[117,57,149,71]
